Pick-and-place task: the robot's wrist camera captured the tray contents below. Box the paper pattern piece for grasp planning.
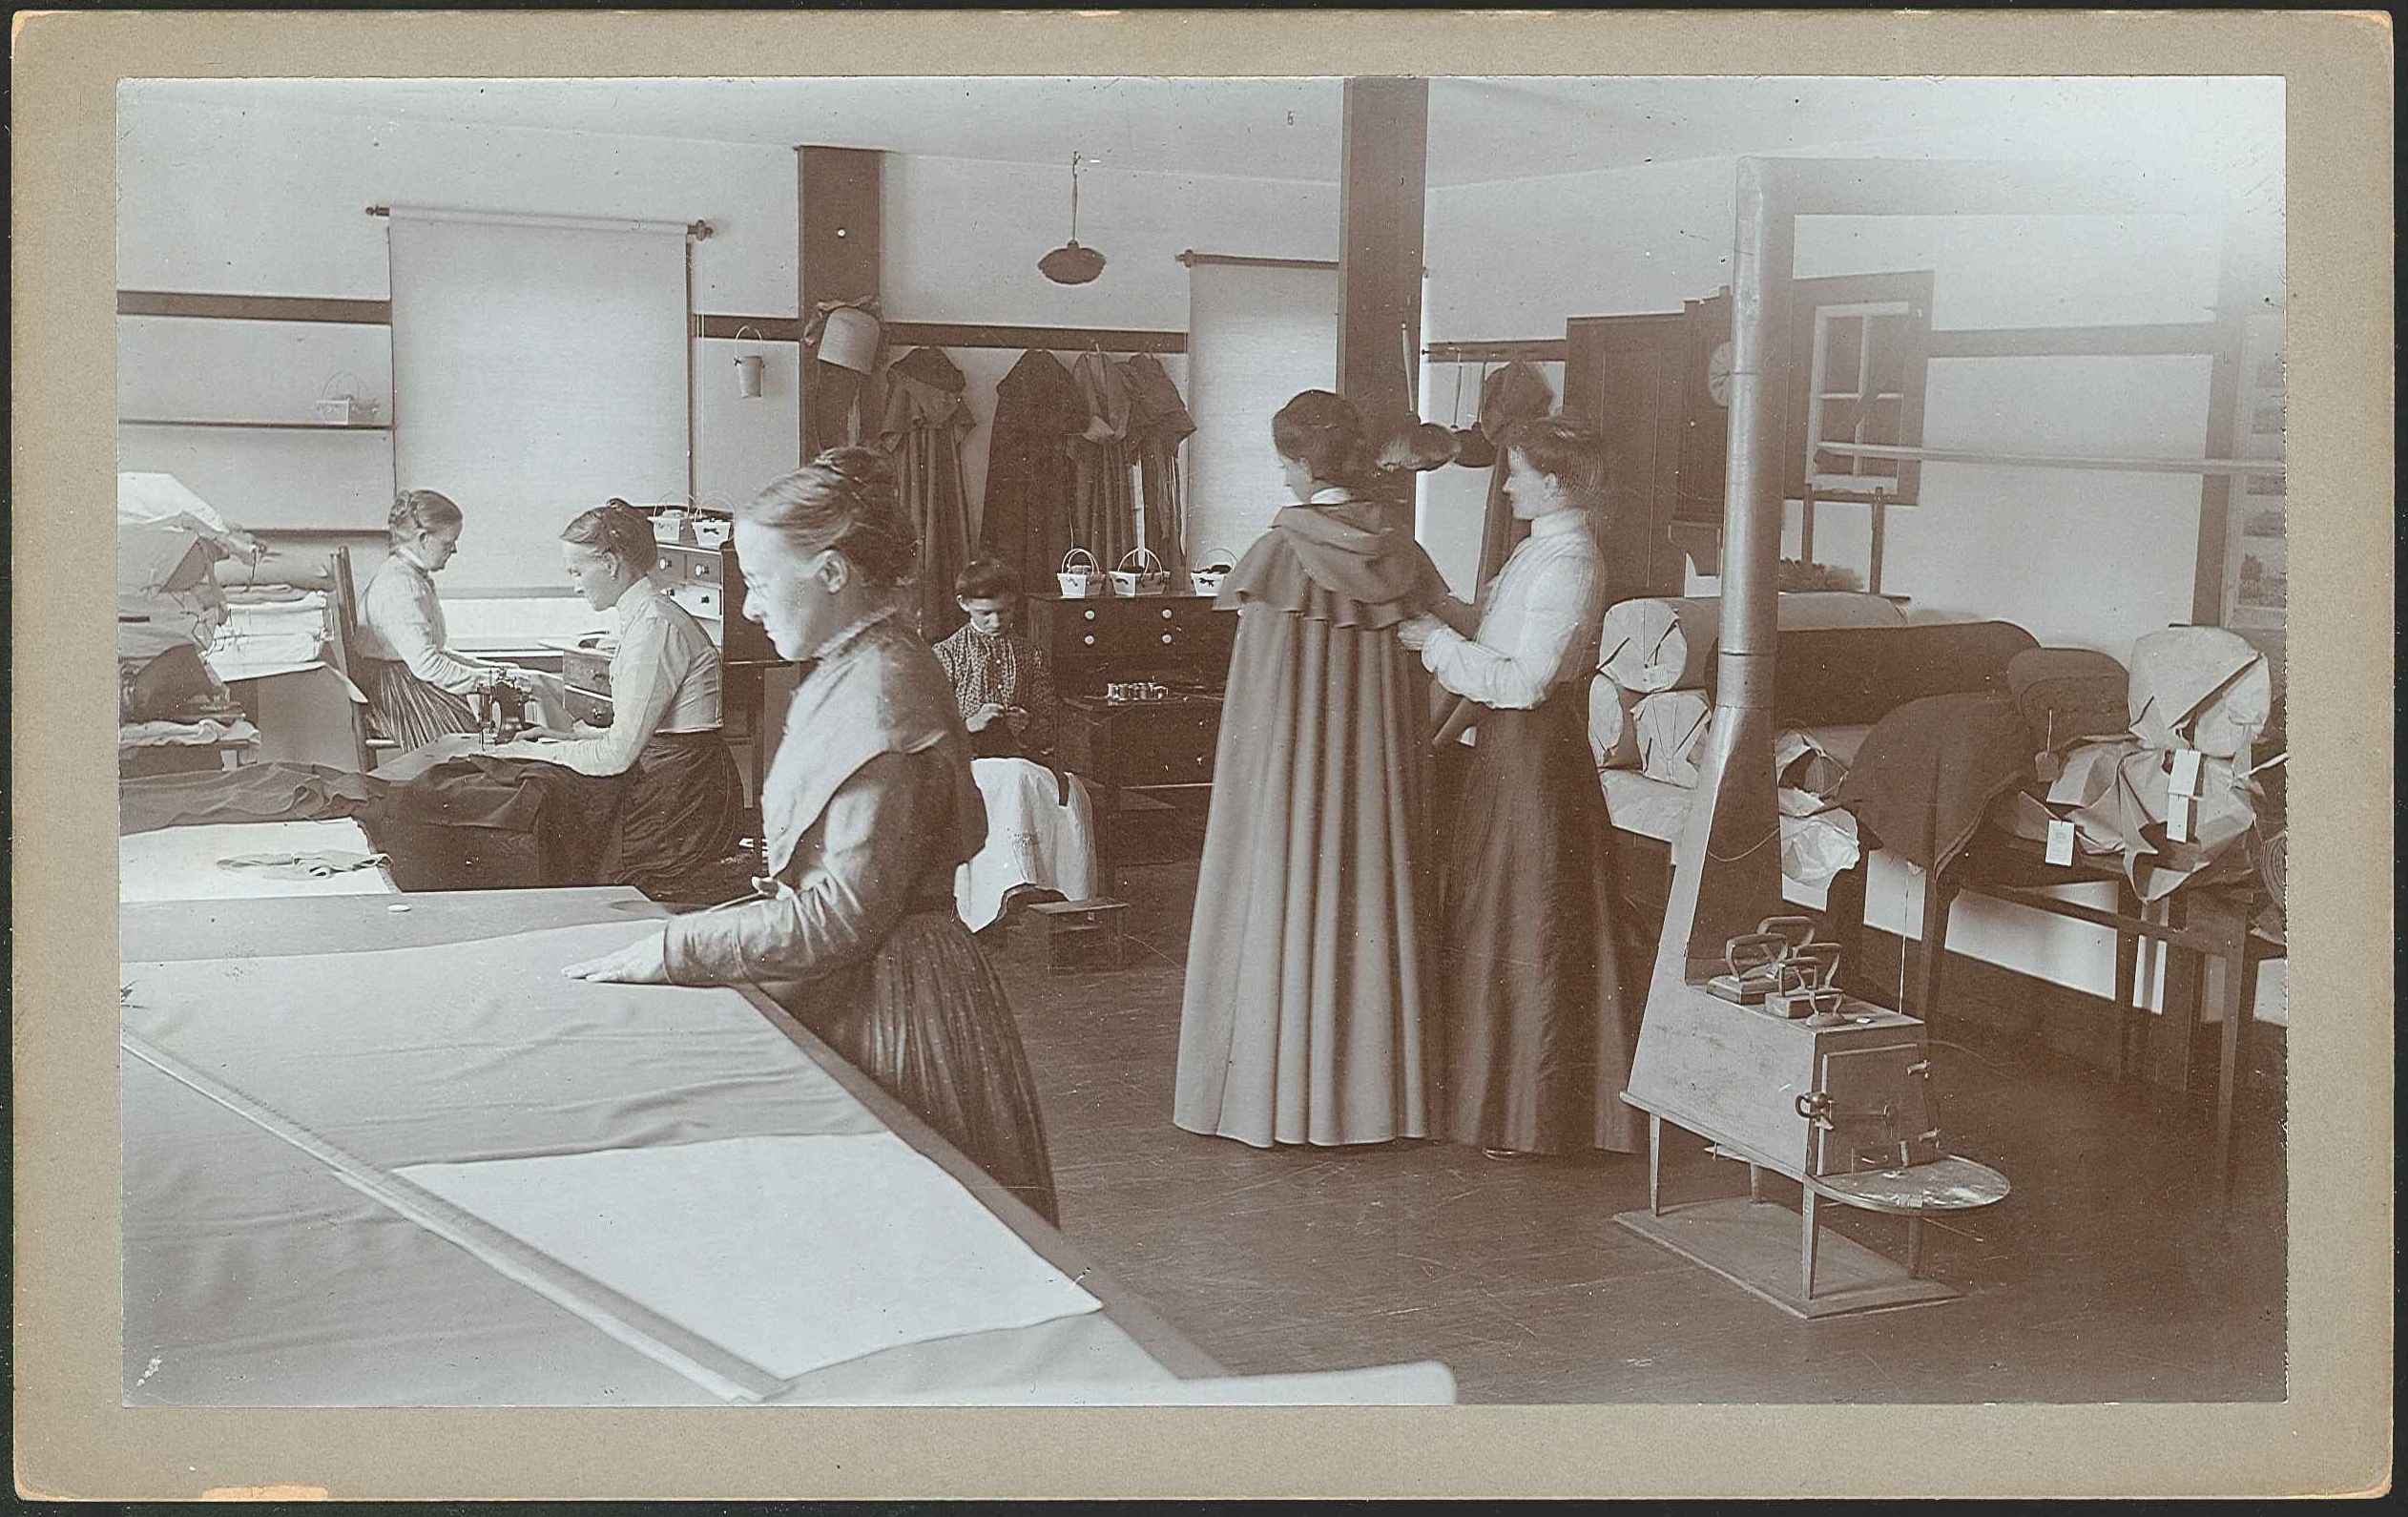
[398,1134,1103,1383]
[119,820,392,902]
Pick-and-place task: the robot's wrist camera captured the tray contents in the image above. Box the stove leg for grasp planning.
[1748,1162,1766,1203]
[1647,1114,1663,1217]
[1906,1216,1927,1278]
[1800,1187,1821,1300]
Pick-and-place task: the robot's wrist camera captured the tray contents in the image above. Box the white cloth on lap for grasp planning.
[956,757,1098,931]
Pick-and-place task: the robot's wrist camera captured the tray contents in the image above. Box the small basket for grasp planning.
[1189,548,1237,596]
[1056,547,1102,598]
[1109,548,1172,598]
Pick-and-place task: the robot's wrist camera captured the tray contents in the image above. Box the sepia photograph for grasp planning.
[13,7,2394,1503]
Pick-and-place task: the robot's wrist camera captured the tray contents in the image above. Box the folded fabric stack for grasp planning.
[1986,629,2273,902]
[205,591,331,683]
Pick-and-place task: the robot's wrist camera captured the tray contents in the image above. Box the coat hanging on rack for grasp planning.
[980,349,1085,591]
[1068,349,1138,570]
[1119,353,1195,586]
[878,346,977,640]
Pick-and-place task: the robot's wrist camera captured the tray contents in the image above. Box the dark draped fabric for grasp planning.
[365,755,630,892]
[617,730,749,898]
[118,761,385,837]
[1436,691,1644,1155]
[1067,351,1137,571]
[1120,353,1195,587]
[879,347,976,641]
[979,349,1084,590]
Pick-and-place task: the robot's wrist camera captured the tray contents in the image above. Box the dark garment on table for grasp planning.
[1119,353,1195,583]
[879,347,977,641]
[360,655,481,752]
[1836,692,2036,876]
[1437,690,1645,1155]
[365,755,630,892]
[1472,361,1560,589]
[617,730,749,899]
[120,645,221,723]
[1773,620,2039,726]
[1068,351,1137,571]
[981,349,1085,588]
[2006,646,2132,752]
[118,761,386,837]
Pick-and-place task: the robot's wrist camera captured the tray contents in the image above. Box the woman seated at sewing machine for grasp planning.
[487,501,746,896]
[928,557,1097,931]
[355,488,523,749]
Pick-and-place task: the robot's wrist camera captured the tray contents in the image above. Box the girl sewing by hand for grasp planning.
[560,449,1059,1222]
[929,557,1096,931]
[1394,415,1643,1162]
[487,502,746,897]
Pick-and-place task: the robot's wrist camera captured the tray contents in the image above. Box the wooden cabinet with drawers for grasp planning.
[1057,693,1224,889]
[1025,592,1238,695]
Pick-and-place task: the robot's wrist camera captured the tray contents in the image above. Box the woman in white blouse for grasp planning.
[1396,416,1645,1161]
[491,502,747,895]
[355,489,516,749]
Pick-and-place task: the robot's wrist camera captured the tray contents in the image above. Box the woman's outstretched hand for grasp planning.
[561,931,673,985]
[1396,613,1444,652]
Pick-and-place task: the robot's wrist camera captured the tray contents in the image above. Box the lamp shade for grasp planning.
[818,305,882,374]
[1038,240,1107,285]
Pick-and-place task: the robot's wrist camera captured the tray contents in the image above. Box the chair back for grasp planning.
[325,547,390,771]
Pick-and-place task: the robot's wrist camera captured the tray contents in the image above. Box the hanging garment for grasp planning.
[1119,354,1196,584]
[1173,490,1453,1149]
[1834,692,2037,876]
[980,349,1085,590]
[1472,361,1559,589]
[878,347,977,641]
[1067,351,1137,571]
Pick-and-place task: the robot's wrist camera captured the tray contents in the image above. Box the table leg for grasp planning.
[1800,1186,1821,1300]
[2164,894,2204,1101]
[1823,862,1870,999]
[1914,867,1960,1029]
[1748,1162,1765,1204]
[1906,1216,1926,1278]
[2113,884,2143,1081]
[1648,1114,1663,1217]
[2211,901,2252,1192]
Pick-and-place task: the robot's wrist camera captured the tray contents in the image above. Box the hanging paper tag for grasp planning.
[2166,795,2192,843]
[2034,750,2064,784]
[2044,819,2076,866]
[2169,748,2204,798]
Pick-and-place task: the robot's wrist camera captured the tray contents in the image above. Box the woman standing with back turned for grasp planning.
[1396,415,1643,1160]
[1173,389,1452,1150]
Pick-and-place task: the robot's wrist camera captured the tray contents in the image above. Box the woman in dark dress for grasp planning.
[1396,415,1644,1159]
[561,450,1058,1222]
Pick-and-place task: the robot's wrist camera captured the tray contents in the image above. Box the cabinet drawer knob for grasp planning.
[1161,608,1174,620]
[1083,608,1098,621]
[657,557,671,572]
[1083,634,1097,646]
[1160,633,1174,644]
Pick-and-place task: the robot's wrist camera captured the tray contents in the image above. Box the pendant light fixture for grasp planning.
[1038,152,1107,285]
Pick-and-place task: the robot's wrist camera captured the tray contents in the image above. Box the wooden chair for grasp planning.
[326,547,401,773]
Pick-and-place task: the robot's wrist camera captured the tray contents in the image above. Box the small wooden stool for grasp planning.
[1014,897,1130,970]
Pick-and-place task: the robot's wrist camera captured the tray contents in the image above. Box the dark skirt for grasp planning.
[618,730,747,897]
[798,908,1061,1225]
[360,657,480,752]
[1439,690,1645,1155]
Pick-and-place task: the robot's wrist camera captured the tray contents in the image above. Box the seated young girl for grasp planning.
[928,558,1098,930]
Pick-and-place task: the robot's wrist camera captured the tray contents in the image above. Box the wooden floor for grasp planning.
[990,841,2289,1404]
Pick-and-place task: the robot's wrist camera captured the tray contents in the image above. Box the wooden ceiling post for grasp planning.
[797,145,882,461]
[1337,77,1429,523]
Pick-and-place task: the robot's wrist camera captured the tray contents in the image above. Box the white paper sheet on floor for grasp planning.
[398,1133,1101,1383]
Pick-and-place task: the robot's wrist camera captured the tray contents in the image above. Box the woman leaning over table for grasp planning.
[559,449,1059,1224]
[488,502,746,897]
[1395,414,1644,1161]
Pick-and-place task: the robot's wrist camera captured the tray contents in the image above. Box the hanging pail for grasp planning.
[1057,547,1101,598]
[818,305,882,375]
[1110,548,1171,597]
[1189,548,1237,596]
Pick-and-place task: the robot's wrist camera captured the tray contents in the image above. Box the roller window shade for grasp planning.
[1183,261,1338,560]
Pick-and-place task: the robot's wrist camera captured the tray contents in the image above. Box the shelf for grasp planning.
[1816,392,1904,402]
[119,418,392,432]
[1816,441,2284,477]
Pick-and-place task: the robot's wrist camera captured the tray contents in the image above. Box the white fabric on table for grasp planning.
[1596,769,1861,889]
[120,921,1170,1404]
[118,820,390,903]
[1596,591,1906,695]
[956,758,1099,931]
[399,1134,1100,1385]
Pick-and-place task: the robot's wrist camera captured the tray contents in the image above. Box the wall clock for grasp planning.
[1706,341,1734,407]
